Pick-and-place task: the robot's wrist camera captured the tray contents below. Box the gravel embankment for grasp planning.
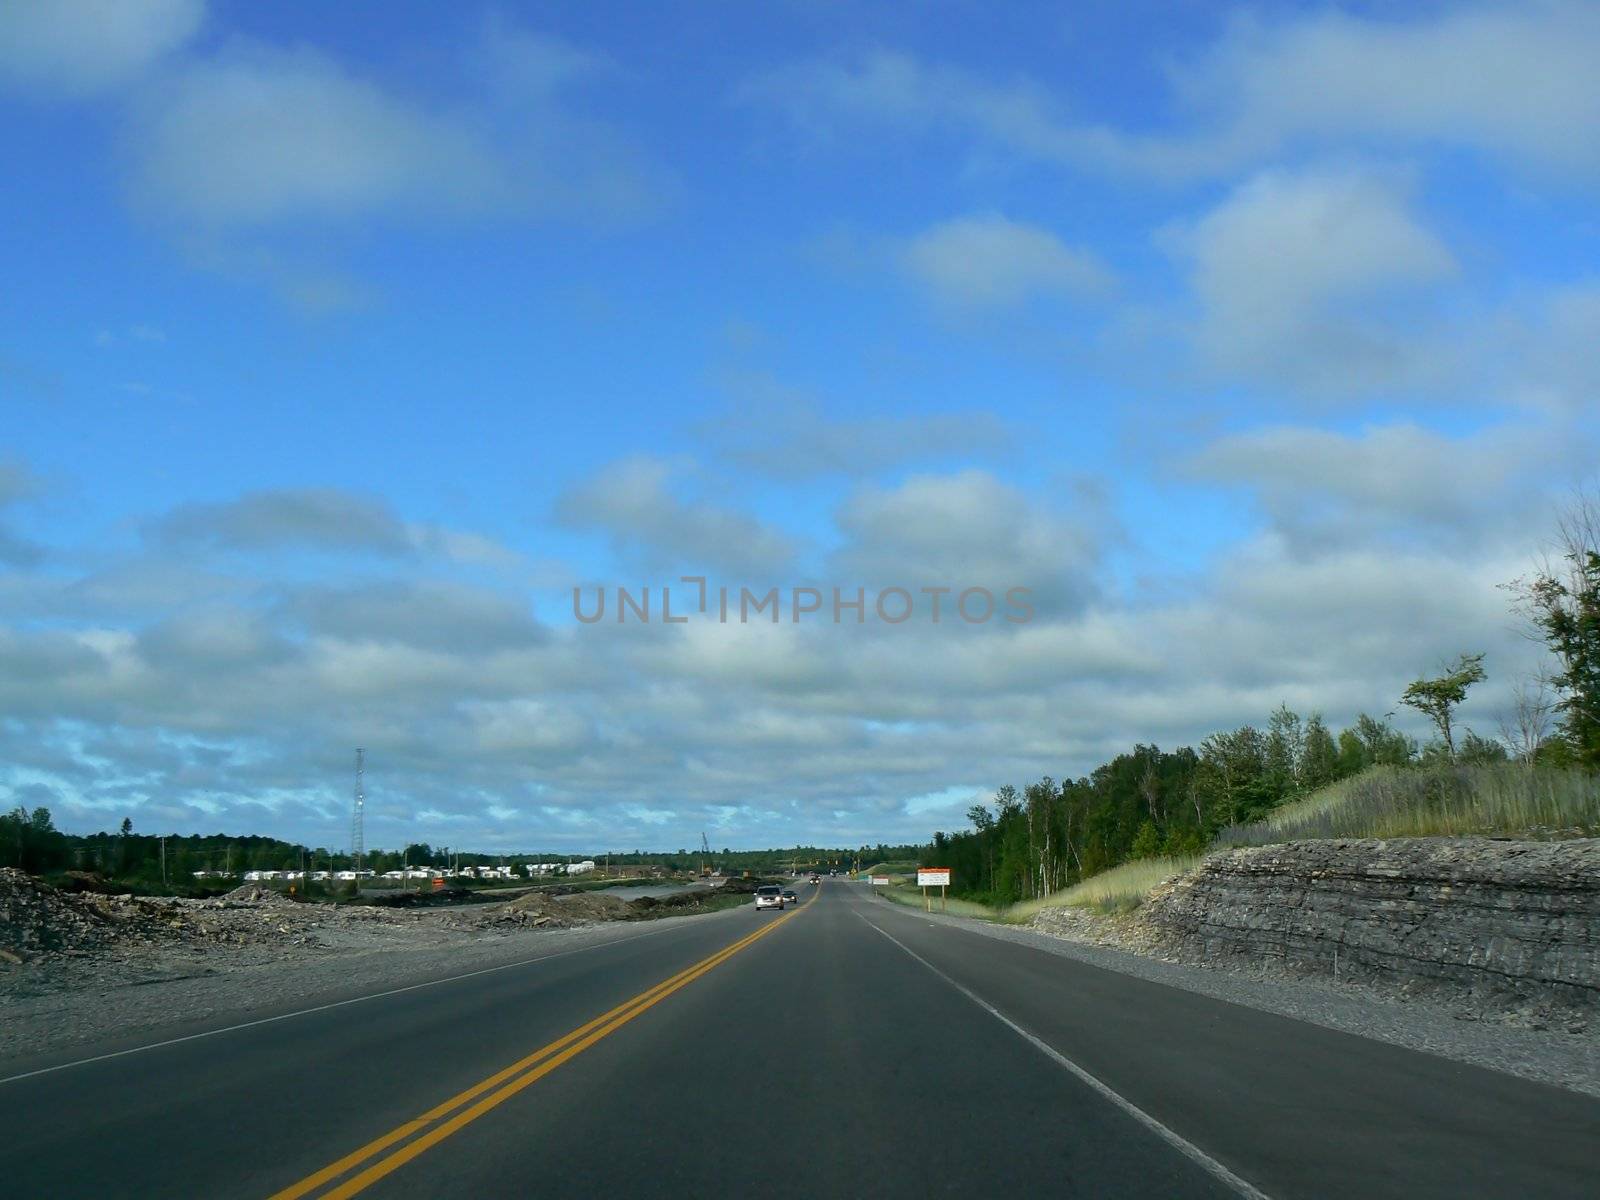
[0,869,737,1066]
[872,897,1600,1099]
[0,915,719,1067]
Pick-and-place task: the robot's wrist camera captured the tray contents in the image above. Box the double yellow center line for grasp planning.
[269,898,805,1200]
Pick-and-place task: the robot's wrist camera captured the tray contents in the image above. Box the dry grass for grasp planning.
[1216,764,1600,846]
[1002,856,1202,922]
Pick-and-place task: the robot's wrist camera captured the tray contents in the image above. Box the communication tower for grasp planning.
[352,748,366,874]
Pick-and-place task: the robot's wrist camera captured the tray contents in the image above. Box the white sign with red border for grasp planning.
[870,875,890,886]
[916,868,951,887]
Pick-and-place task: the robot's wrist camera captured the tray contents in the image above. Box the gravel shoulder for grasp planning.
[0,878,738,1068]
[870,894,1600,1099]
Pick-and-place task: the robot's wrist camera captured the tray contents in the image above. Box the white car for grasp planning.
[754,885,785,910]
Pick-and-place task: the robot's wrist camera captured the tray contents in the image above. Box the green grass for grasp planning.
[859,861,918,877]
[876,881,997,919]
[1002,856,1202,922]
[1215,764,1600,846]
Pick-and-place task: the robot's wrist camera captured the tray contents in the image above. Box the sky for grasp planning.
[2,0,1598,854]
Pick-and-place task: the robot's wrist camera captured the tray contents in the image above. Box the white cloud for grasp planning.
[107,20,668,304]
[901,214,1112,308]
[748,4,1600,184]
[555,456,799,576]
[1494,281,1600,414]
[151,487,415,554]
[1186,422,1592,554]
[128,44,506,227]
[475,13,611,101]
[0,0,202,98]
[0,441,1584,850]
[743,49,1079,161]
[0,525,1555,848]
[831,469,1102,616]
[1169,2,1600,182]
[708,377,1012,479]
[279,581,546,655]
[1166,165,1456,391]
[125,23,666,233]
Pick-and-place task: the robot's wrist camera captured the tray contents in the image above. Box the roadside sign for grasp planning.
[917,867,951,913]
[432,877,445,891]
[870,875,889,886]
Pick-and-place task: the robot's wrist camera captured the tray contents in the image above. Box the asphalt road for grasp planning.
[1,880,1595,1199]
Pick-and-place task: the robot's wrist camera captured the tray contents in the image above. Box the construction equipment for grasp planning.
[699,832,712,878]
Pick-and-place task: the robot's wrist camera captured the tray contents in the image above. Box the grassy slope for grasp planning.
[876,880,996,919]
[1003,856,1203,922]
[859,861,919,876]
[982,764,1599,923]
[1216,763,1598,845]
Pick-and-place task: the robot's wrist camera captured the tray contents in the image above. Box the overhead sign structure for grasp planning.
[917,867,951,913]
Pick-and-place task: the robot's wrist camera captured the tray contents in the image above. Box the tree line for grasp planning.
[0,812,886,889]
[926,493,1600,905]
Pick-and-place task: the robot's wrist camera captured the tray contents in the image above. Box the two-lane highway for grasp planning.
[2,880,1595,1198]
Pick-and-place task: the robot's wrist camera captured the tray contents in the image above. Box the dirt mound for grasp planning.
[1,868,116,962]
[628,890,723,914]
[0,869,220,963]
[0,869,334,968]
[480,890,640,929]
[220,884,301,905]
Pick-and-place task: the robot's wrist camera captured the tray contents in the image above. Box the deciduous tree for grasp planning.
[1401,653,1487,757]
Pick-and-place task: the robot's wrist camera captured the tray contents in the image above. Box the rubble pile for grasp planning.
[1,868,124,962]
[0,869,333,967]
[478,891,639,929]
[220,884,301,904]
[1,871,748,996]
[1029,903,1161,954]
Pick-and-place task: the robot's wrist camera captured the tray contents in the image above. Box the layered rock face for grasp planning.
[1141,839,1600,1016]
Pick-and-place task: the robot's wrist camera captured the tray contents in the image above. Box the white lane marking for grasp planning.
[858,913,1273,1200]
[0,922,690,1087]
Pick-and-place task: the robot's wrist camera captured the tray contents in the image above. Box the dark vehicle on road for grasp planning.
[781,889,797,905]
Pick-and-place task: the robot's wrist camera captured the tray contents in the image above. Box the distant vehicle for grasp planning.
[781,889,797,905]
[754,885,785,910]
[808,873,820,884]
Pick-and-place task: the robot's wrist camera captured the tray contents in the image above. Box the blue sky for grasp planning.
[2,1,1598,853]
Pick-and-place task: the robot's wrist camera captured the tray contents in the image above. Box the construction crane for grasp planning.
[699,832,712,878]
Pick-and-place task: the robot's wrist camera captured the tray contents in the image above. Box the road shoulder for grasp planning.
[0,909,734,1073]
[860,888,1600,1098]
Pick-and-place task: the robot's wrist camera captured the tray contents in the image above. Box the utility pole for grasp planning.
[160,836,167,886]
